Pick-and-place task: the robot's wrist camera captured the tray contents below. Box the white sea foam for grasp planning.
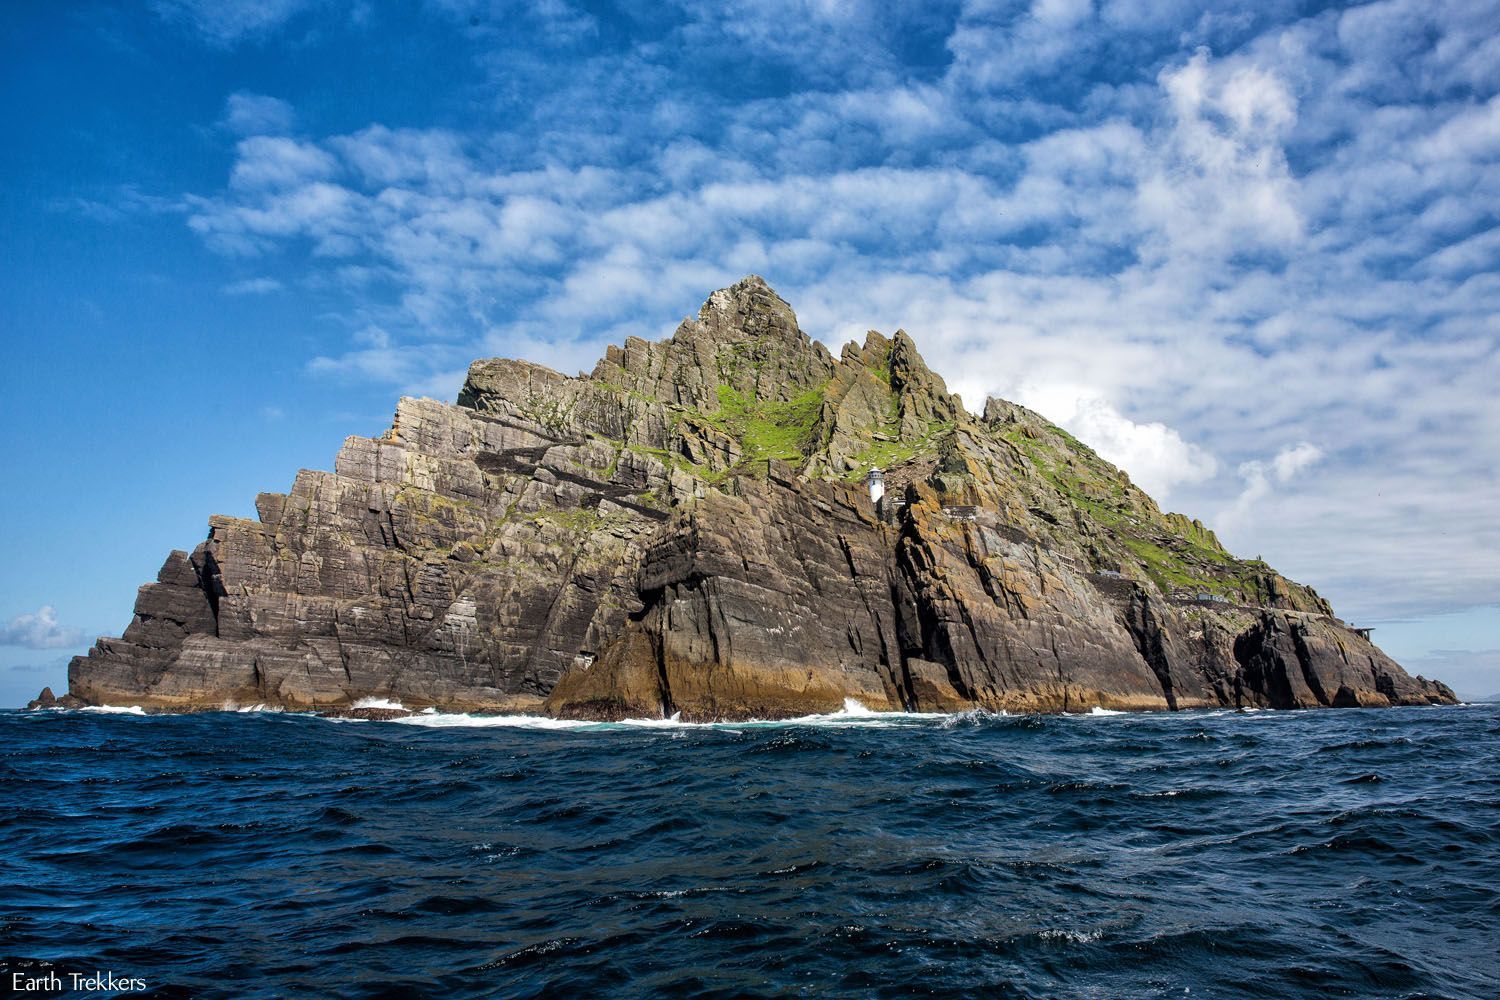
[392,712,597,730]
[617,712,686,728]
[940,707,1010,728]
[337,692,1326,731]
[380,698,950,731]
[352,696,406,711]
[768,698,951,728]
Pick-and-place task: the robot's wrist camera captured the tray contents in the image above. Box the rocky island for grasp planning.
[49,277,1456,718]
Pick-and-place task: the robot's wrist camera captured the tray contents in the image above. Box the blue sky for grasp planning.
[2,0,1497,705]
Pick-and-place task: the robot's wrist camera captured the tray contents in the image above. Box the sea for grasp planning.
[2,702,1496,998]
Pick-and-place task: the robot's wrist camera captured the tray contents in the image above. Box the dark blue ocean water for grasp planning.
[2,704,1497,999]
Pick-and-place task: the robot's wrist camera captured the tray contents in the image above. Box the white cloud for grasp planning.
[228,137,339,190]
[1140,50,1303,260]
[1219,442,1324,539]
[1067,397,1219,500]
[223,277,282,295]
[307,325,475,398]
[221,93,296,136]
[0,607,86,650]
[1271,441,1323,481]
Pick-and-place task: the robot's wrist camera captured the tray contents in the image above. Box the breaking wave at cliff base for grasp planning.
[366,697,956,731]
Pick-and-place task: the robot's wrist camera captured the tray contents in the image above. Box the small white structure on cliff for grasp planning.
[867,467,885,506]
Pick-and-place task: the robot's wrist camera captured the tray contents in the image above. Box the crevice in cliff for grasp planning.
[1290,623,1330,707]
[525,528,590,683]
[1233,616,1296,709]
[651,614,675,719]
[1122,590,1179,711]
[840,529,912,710]
[193,546,223,633]
[338,641,354,684]
[893,523,974,703]
[1232,624,1278,707]
[1052,631,1069,713]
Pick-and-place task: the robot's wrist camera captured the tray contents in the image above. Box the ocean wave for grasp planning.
[759,699,951,727]
[383,698,951,731]
[351,696,407,711]
[1036,927,1104,944]
[393,711,596,730]
[2,703,1494,997]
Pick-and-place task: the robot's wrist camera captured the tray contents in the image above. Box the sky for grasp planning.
[2,0,1497,705]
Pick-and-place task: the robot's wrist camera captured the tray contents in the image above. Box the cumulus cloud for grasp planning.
[221,93,296,136]
[228,136,339,191]
[1271,442,1322,481]
[307,325,474,399]
[0,607,86,650]
[1219,442,1324,538]
[1139,50,1303,260]
[1069,398,1219,500]
[989,384,1218,500]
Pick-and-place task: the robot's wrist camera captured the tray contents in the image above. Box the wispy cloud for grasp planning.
[6,657,67,675]
[57,185,184,224]
[223,277,282,295]
[151,0,313,46]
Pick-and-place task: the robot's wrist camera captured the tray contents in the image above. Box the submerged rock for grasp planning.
[58,277,1457,718]
[319,707,414,721]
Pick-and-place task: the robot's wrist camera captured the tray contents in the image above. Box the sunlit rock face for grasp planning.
[62,276,1457,718]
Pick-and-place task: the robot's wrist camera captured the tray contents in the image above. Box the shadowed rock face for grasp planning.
[59,276,1457,718]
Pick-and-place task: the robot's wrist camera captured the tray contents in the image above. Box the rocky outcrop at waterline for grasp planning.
[25,687,84,711]
[52,277,1457,719]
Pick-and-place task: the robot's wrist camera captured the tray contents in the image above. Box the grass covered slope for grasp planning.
[972,397,1330,613]
[495,283,1324,621]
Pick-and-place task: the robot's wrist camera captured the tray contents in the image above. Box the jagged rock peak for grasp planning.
[459,276,838,422]
[695,274,806,346]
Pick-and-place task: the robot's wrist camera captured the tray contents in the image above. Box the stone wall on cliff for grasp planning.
[59,276,1457,717]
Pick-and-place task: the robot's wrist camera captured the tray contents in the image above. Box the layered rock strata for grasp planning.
[58,277,1456,718]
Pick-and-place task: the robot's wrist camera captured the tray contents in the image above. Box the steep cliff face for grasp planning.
[59,276,1456,717]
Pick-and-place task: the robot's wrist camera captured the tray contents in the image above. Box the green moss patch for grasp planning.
[704,383,826,463]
